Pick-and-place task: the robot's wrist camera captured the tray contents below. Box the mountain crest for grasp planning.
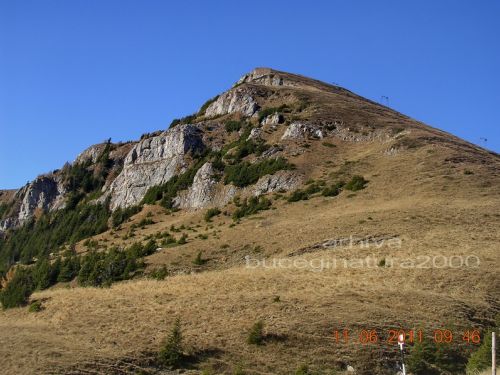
[0,68,496,234]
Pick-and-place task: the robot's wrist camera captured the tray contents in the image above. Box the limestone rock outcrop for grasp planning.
[204,89,259,118]
[174,162,236,209]
[281,122,324,140]
[105,124,205,209]
[251,171,302,196]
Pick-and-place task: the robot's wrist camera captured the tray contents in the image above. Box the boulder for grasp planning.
[261,112,284,126]
[281,122,324,140]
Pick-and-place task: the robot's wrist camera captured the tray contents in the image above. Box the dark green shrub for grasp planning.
[407,337,467,375]
[225,138,269,162]
[247,320,265,345]
[150,266,168,280]
[467,330,498,373]
[158,318,184,368]
[287,190,309,202]
[225,120,244,132]
[233,196,272,220]
[161,236,177,247]
[304,183,321,195]
[407,339,440,375]
[0,202,10,219]
[77,242,149,287]
[169,114,197,128]
[138,218,154,227]
[0,200,110,273]
[198,95,219,115]
[0,268,34,309]
[28,300,43,313]
[224,158,292,187]
[345,175,368,191]
[193,251,206,266]
[204,208,221,222]
[111,205,141,227]
[322,182,344,197]
[32,257,54,290]
[57,248,80,282]
[142,239,158,256]
[177,234,188,245]
[210,153,225,172]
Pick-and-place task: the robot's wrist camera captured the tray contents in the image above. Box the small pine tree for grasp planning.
[407,339,440,375]
[247,320,265,345]
[467,330,498,374]
[33,258,52,290]
[28,300,43,313]
[193,251,205,266]
[177,233,187,245]
[158,318,183,368]
[0,268,34,309]
[344,175,368,191]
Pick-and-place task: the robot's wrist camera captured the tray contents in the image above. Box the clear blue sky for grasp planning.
[1,1,499,189]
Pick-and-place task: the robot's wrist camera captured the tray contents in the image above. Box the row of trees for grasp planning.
[0,240,158,309]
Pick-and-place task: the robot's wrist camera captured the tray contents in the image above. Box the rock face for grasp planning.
[175,162,216,209]
[236,67,291,87]
[281,122,324,140]
[174,162,237,209]
[251,171,302,196]
[0,217,17,231]
[204,88,259,117]
[15,175,66,225]
[106,124,205,209]
[75,143,107,164]
[247,128,262,141]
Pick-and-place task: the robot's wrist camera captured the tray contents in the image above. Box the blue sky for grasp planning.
[0,1,499,189]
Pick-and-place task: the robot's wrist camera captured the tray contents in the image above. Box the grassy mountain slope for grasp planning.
[0,68,499,374]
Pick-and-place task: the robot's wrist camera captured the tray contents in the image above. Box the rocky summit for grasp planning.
[3,67,496,230]
[0,68,499,375]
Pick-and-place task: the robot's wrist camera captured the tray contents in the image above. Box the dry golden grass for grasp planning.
[1,188,499,373]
